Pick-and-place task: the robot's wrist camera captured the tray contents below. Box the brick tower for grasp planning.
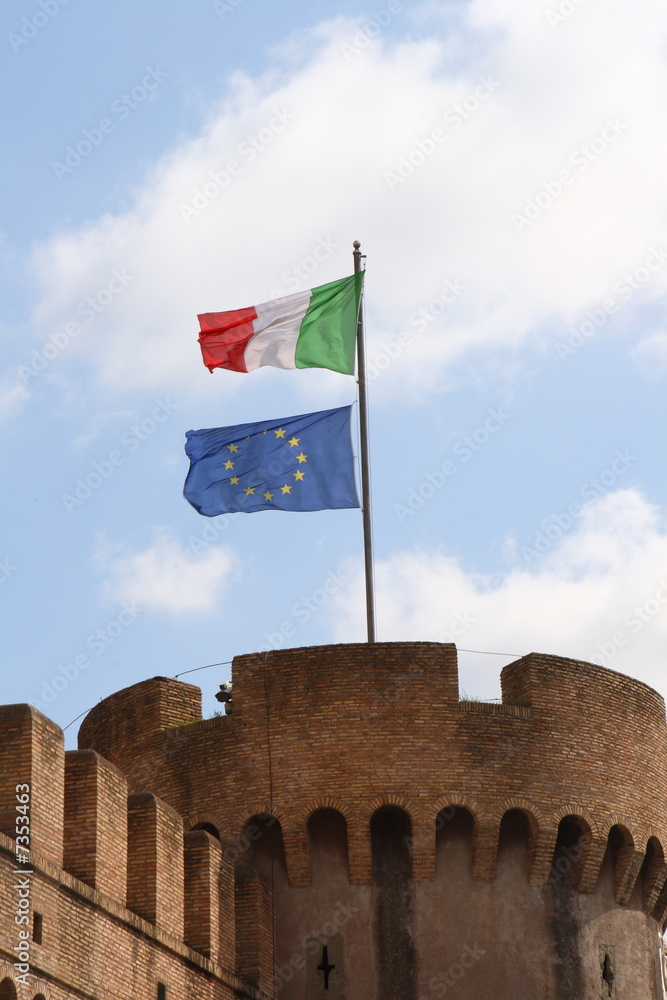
[1,641,666,999]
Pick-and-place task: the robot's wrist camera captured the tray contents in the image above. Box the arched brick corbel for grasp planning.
[529,824,560,885]
[549,805,599,893]
[296,798,354,888]
[614,848,645,905]
[492,798,544,884]
[642,836,667,915]
[576,836,606,894]
[281,822,310,888]
[409,813,436,882]
[347,816,372,884]
[471,817,500,883]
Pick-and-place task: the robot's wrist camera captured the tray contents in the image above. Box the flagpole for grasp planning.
[353,240,376,643]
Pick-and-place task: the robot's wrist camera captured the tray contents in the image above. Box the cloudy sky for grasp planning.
[2,0,667,745]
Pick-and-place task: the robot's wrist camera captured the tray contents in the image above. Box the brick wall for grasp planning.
[2,641,666,999]
[78,643,667,897]
[0,833,256,1000]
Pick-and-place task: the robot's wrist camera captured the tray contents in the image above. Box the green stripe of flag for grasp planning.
[294,272,364,375]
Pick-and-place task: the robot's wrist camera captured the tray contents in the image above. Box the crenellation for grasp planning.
[77,676,202,766]
[1,641,666,998]
[127,791,185,938]
[0,704,64,866]
[64,749,128,901]
[184,829,222,961]
[234,863,274,993]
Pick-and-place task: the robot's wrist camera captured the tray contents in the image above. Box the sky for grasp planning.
[2,0,667,747]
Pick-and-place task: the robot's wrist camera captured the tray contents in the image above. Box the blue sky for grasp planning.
[2,0,667,746]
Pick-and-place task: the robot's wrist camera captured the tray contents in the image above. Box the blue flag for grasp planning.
[184,405,359,516]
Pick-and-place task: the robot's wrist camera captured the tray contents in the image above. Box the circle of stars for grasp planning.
[221,426,308,504]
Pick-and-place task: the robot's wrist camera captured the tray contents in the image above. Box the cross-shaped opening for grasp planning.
[317,945,336,989]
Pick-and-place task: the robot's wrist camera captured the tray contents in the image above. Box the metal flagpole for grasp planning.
[353,240,376,643]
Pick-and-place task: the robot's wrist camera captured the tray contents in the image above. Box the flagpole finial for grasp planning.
[353,241,364,273]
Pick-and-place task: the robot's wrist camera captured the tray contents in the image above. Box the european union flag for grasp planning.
[184,405,360,516]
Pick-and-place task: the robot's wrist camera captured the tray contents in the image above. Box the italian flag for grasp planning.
[197,272,364,376]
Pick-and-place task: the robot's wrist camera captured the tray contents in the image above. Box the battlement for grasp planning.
[77,674,203,761]
[73,644,667,889]
[5,646,667,889]
[2,643,667,1000]
[0,719,243,998]
[80,642,667,752]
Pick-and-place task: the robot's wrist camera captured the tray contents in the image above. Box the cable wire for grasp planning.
[458,648,522,657]
[174,659,232,678]
[60,660,233,731]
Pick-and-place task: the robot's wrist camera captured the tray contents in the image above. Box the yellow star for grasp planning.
[230,476,239,485]
[280,484,292,494]
[275,427,285,438]
[263,491,274,501]
[244,487,255,495]
[296,452,307,463]
[293,470,305,481]
[263,429,268,434]
[224,460,234,470]
[228,443,238,453]
[288,436,300,447]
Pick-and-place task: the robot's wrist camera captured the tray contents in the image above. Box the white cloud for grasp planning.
[330,489,667,701]
[94,528,235,615]
[21,0,667,400]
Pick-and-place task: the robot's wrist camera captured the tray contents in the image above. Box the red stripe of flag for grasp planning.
[197,306,258,373]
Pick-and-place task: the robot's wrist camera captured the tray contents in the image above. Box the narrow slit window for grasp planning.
[157,983,167,1000]
[601,949,615,998]
[32,912,43,945]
